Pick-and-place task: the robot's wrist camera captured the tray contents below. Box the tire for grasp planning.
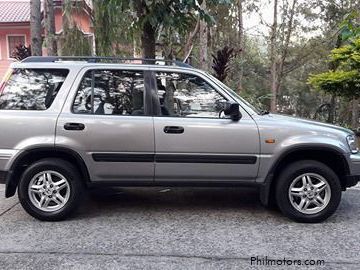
[18,158,83,221]
[275,160,341,223]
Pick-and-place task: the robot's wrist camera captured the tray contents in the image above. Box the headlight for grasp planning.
[347,135,359,154]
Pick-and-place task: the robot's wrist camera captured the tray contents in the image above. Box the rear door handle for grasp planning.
[164,126,184,134]
[64,122,85,131]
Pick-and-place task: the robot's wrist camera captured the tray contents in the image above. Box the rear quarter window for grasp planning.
[0,69,69,110]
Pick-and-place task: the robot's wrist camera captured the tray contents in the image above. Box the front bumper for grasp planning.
[346,153,360,188]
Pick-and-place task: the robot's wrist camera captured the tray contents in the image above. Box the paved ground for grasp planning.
[0,183,359,270]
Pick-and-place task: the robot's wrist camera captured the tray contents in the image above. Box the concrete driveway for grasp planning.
[0,183,359,270]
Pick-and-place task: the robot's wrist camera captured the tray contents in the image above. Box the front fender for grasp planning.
[257,140,350,206]
[257,130,350,183]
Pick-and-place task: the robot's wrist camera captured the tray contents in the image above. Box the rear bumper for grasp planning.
[0,171,7,184]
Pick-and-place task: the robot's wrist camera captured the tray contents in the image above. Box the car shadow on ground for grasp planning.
[71,186,360,224]
[74,187,284,220]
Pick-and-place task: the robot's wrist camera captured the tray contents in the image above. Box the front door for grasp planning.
[152,70,260,182]
[56,68,155,182]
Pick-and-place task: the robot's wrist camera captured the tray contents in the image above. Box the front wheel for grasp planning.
[18,158,83,221]
[276,160,342,223]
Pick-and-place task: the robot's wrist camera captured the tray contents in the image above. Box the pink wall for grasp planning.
[0,24,30,79]
[0,6,92,80]
[54,8,92,34]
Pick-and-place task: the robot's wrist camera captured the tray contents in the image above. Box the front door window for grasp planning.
[155,72,227,118]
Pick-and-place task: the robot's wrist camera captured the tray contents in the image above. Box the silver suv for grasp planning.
[0,56,359,222]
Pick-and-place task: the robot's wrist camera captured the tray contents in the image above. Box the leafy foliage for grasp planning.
[60,27,92,56]
[11,44,31,60]
[308,16,360,99]
[93,0,213,57]
[332,38,360,69]
[60,0,92,56]
[339,10,360,41]
[308,69,360,97]
[211,46,236,82]
[93,0,134,56]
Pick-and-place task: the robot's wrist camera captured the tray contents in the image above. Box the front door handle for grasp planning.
[64,122,85,131]
[164,126,184,134]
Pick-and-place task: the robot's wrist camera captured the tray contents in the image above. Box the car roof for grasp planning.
[10,56,209,79]
[15,56,194,69]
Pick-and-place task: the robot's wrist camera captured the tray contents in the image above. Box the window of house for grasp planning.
[8,35,25,58]
[155,72,227,118]
[73,69,145,116]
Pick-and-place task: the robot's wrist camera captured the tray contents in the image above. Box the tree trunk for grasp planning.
[237,0,244,92]
[30,0,42,56]
[45,0,57,55]
[182,19,200,62]
[141,21,156,59]
[352,98,359,129]
[270,65,278,112]
[326,36,342,123]
[269,0,297,112]
[276,0,297,95]
[133,38,142,58]
[199,0,208,70]
[269,0,278,112]
[328,95,336,123]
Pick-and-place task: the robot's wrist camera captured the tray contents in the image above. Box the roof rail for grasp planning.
[21,56,193,68]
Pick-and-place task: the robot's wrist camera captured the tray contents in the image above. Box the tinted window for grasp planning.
[0,69,68,111]
[156,72,227,118]
[73,70,145,116]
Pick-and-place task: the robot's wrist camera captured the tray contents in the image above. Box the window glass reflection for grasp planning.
[73,70,144,116]
[0,69,69,110]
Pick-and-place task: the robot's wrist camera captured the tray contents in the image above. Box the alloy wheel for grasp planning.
[28,170,71,212]
[288,173,331,215]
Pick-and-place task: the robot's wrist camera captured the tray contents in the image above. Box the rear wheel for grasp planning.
[276,160,341,223]
[18,158,83,221]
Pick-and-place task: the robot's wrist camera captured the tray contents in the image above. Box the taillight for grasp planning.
[0,68,12,95]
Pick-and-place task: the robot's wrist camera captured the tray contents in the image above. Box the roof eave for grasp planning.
[0,21,30,26]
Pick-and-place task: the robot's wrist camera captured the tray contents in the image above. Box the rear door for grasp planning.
[0,68,70,171]
[151,69,260,182]
[56,67,155,182]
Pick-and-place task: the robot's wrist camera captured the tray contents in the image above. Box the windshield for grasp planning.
[204,72,261,114]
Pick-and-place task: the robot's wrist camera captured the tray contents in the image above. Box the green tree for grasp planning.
[60,0,92,56]
[308,19,360,128]
[308,14,360,93]
[308,37,360,127]
[93,0,134,56]
[93,0,212,58]
[45,0,57,55]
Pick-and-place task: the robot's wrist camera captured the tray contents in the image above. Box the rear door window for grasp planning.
[0,69,69,110]
[72,69,145,116]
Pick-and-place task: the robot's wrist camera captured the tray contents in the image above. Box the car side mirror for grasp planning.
[224,102,242,121]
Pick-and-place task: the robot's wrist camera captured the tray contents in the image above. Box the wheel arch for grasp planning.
[260,145,350,206]
[5,147,90,198]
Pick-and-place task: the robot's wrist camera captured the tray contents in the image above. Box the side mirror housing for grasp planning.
[224,102,242,121]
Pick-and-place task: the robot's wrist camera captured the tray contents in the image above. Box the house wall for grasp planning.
[0,24,30,79]
[54,8,92,33]
[0,5,92,80]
